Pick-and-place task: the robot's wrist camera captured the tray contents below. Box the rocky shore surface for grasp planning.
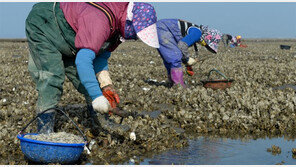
[0,40,295,164]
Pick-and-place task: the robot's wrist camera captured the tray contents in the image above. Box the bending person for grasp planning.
[26,2,159,135]
[156,19,222,87]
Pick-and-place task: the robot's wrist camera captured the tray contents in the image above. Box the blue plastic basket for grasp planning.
[17,133,85,164]
[17,108,89,164]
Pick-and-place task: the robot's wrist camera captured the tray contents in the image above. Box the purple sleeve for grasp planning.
[75,12,111,54]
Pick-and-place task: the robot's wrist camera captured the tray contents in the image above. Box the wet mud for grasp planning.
[0,40,295,164]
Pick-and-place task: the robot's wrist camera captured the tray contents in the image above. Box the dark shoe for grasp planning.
[37,109,56,134]
[86,105,104,136]
[87,105,97,118]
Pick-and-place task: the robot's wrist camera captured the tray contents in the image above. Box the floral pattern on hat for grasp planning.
[124,20,137,39]
[132,2,157,33]
[137,23,159,48]
[130,2,159,48]
[201,25,222,53]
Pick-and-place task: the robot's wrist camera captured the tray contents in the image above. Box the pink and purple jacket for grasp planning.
[60,2,131,100]
[60,2,128,54]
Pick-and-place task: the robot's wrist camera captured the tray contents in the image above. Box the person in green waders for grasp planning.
[25,2,159,137]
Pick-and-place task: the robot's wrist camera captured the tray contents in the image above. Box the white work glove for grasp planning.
[187,57,197,66]
[92,95,111,114]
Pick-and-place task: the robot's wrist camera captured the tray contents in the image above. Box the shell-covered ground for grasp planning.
[0,40,295,164]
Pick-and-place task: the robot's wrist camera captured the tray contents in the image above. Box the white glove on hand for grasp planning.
[92,95,110,114]
[187,57,197,66]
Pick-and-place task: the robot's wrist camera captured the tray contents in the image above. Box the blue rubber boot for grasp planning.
[37,110,56,134]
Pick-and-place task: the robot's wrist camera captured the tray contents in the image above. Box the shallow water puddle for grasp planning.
[273,84,296,91]
[139,110,162,119]
[127,136,296,165]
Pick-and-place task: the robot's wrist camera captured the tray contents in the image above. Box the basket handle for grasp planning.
[18,107,88,144]
[208,68,229,80]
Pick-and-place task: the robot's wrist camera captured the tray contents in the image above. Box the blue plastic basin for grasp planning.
[17,133,85,164]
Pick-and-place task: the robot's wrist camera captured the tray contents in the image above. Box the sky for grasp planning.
[0,2,295,38]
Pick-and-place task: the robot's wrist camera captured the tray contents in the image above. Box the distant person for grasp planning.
[156,19,222,87]
[26,2,159,134]
[222,34,242,48]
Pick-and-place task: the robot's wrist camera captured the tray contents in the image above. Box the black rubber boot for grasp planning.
[37,109,56,134]
[87,105,97,118]
[87,105,104,136]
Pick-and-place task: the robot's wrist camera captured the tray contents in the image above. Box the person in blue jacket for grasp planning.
[156,19,222,87]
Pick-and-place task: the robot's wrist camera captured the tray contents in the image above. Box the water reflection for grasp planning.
[136,137,296,165]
